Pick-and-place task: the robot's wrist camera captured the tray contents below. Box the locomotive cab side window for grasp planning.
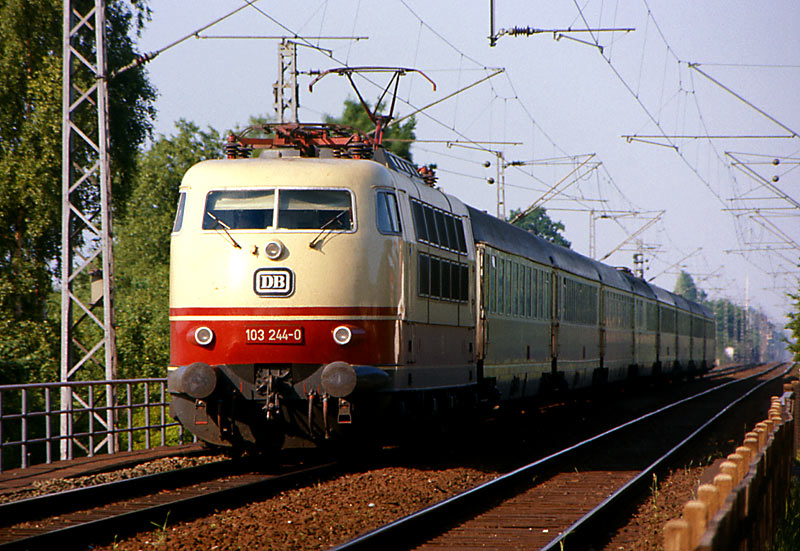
[418,251,468,303]
[172,191,187,233]
[376,190,402,235]
[411,201,428,241]
[410,198,467,252]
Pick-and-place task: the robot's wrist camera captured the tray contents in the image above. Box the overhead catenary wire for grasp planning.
[112,0,262,77]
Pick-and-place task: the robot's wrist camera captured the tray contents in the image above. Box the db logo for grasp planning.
[253,268,294,297]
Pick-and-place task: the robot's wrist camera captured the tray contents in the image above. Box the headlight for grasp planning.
[194,326,214,346]
[264,240,284,260]
[332,325,352,345]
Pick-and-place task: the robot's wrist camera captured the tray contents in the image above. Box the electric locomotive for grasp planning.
[167,122,715,450]
[167,124,477,448]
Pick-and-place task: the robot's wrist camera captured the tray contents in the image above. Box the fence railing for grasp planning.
[662,380,798,551]
[0,378,193,473]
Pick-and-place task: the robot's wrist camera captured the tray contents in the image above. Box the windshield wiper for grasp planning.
[206,211,242,249]
[309,209,351,249]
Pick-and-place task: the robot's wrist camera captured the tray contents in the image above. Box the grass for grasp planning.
[772,460,800,551]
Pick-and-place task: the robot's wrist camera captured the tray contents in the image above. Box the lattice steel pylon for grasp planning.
[60,0,117,459]
[273,39,299,123]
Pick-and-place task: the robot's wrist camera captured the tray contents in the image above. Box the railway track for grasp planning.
[329,362,794,551]
[0,455,338,550]
[0,363,787,550]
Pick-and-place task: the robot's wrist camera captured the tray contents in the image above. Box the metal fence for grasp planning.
[0,378,193,473]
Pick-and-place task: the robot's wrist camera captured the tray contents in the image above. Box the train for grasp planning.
[166,122,716,450]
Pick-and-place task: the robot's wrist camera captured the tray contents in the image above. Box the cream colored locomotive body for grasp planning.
[168,153,476,446]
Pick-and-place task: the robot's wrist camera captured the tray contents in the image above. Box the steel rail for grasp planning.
[0,459,338,550]
[540,361,793,550]
[0,457,236,526]
[328,362,790,551]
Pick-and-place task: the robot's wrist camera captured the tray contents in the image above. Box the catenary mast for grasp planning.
[60,0,117,458]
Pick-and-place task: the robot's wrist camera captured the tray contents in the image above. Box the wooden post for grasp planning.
[743,437,759,456]
[719,461,740,485]
[664,519,690,551]
[734,446,752,468]
[697,483,720,519]
[714,473,733,499]
[754,426,767,448]
[726,453,746,482]
[683,500,708,548]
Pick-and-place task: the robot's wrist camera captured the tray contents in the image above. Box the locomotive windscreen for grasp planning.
[203,190,275,230]
[277,189,352,230]
[201,189,352,231]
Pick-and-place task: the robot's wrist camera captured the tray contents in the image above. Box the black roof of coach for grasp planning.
[467,206,632,291]
[467,207,712,312]
[671,293,694,314]
[619,270,659,300]
[467,206,555,267]
[651,285,677,308]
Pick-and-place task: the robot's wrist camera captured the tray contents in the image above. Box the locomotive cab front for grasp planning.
[168,156,406,448]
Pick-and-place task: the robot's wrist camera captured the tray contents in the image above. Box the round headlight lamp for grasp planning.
[194,326,215,346]
[332,325,353,346]
[264,240,284,260]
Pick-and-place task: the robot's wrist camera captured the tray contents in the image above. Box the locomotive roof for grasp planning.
[181,155,394,190]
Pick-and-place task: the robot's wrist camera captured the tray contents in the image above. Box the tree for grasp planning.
[786,286,800,363]
[325,99,417,161]
[114,121,222,378]
[507,207,571,248]
[674,270,707,302]
[0,0,155,383]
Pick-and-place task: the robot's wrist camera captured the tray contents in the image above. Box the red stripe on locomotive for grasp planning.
[170,318,397,366]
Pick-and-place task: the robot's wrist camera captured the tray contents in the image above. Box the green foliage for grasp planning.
[774,472,800,551]
[0,0,155,384]
[786,286,800,362]
[674,270,707,302]
[118,405,185,450]
[324,98,417,161]
[0,319,59,384]
[115,121,222,379]
[507,207,571,248]
[706,296,785,365]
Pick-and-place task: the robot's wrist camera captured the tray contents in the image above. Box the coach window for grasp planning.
[376,190,402,235]
[488,255,496,313]
[172,191,187,233]
[498,259,505,314]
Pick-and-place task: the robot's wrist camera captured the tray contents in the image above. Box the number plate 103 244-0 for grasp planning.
[245,326,304,345]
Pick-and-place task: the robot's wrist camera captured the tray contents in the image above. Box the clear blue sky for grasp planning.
[138,0,800,325]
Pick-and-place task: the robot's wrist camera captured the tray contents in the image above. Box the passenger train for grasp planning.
[167,122,716,449]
